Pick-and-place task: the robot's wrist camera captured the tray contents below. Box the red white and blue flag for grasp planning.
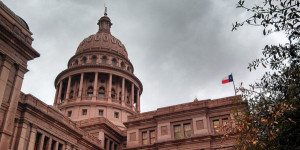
[222,74,233,84]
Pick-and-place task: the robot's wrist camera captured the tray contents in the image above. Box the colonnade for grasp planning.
[54,72,141,112]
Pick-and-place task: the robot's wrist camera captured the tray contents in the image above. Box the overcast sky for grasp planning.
[3,0,286,112]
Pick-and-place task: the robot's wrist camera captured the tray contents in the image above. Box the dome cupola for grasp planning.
[53,8,143,130]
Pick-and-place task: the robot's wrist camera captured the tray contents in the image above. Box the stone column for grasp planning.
[47,137,52,150]
[98,131,105,148]
[137,89,140,113]
[27,127,37,150]
[93,72,98,101]
[108,73,112,102]
[66,76,72,99]
[78,73,84,101]
[10,121,18,150]
[121,78,125,106]
[54,141,59,150]
[131,83,134,108]
[0,68,25,150]
[106,139,110,150]
[38,134,45,150]
[15,122,30,150]
[57,81,63,104]
[53,87,59,106]
[0,59,12,106]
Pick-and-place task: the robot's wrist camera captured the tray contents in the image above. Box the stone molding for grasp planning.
[125,95,243,125]
[19,92,102,148]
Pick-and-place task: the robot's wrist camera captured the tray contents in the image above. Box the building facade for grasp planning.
[0,2,245,150]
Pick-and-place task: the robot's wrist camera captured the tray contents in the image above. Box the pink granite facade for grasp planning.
[0,2,246,150]
[124,96,244,150]
[0,2,102,149]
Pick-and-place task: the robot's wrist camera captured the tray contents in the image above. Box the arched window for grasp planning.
[101,56,108,64]
[98,86,105,98]
[112,58,117,66]
[111,88,116,99]
[74,60,78,66]
[127,66,131,72]
[69,90,74,99]
[82,57,87,65]
[92,55,97,64]
[100,79,105,83]
[126,96,130,104]
[121,62,125,69]
[75,87,79,97]
[87,86,93,97]
[119,92,122,101]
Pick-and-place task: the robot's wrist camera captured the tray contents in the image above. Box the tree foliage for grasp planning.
[231,0,300,149]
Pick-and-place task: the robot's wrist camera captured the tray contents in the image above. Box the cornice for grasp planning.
[57,100,136,115]
[0,22,40,60]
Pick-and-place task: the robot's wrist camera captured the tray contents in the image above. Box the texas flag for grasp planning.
[222,74,233,84]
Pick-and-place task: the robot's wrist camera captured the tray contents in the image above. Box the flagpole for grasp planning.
[231,73,237,95]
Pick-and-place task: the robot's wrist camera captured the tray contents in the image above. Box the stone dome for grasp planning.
[76,15,128,58]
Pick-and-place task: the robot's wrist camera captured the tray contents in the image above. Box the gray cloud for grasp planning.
[3,0,281,111]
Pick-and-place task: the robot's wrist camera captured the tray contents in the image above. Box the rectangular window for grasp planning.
[142,131,148,145]
[213,119,220,133]
[150,130,156,144]
[67,111,72,117]
[183,123,192,138]
[82,109,87,115]
[196,120,204,130]
[114,112,119,118]
[98,109,103,116]
[174,125,183,139]
[222,118,228,126]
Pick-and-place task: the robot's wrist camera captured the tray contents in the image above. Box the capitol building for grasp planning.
[0,1,244,150]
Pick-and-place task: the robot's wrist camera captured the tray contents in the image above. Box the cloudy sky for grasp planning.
[3,0,286,112]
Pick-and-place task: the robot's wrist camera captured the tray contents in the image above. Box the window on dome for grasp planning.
[69,90,74,99]
[67,111,72,117]
[127,66,130,71]
[119,92,122,101]
[126,96,130,104]
[121,62,125,69]
[98,86,105,98]
[92,55,97,64]
[98,109,104,116]
[100,79,105,83]
[82,109,87,115]
[114,112,119,118]
[111,88,116,99]
[82,57,87,65]
[87,86,93,97]
[112,58,117,66]
[101,56,108,64]
[74,60,78,66]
